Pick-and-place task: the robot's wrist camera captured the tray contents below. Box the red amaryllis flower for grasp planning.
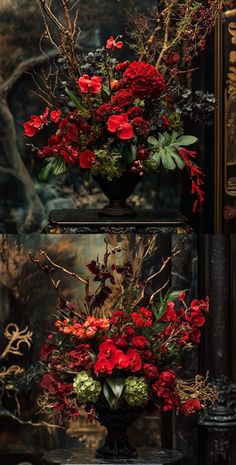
[123,61,166,99]
[113,350,130,370]
[106,36,123,50]
[180,399,201,417]
[94,354,114,375]
[99,340,117,358]
[107,114,134,140]
[78,74,102,93]
[127,348,142,372]
[79,150,96,169]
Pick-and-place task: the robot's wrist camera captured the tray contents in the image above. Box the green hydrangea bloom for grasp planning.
[73,371,101,404]
[124,376,149,407]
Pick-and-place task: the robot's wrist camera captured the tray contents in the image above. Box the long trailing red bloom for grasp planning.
[178,148,205,213]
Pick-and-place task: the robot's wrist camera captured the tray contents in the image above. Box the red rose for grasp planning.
[123,61,166,99]
[127,348,142,372]
[79,150,96,169]
[159,369,176,386]
[139,307,153,319]
[143,363,159,379]
[161,302,177,322]
[107,114,133,140]
[132,336,147,349]
[180,399,201,417]
[40,343,57,361]
[50,110,61,123]
[106,36,123,50]
[78,74,102,93]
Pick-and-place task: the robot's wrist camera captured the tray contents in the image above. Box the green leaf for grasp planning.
[148,136,159,146]
[103,382,118,409]
[160,149,176,170]
[39,157,67,181]
[65,87,87,116]
[170,151,185,170]
[165,289,188,302]
[152,151,161,167]
[107,378,125,401]
[131,144,137,162]
[175,135,198,146]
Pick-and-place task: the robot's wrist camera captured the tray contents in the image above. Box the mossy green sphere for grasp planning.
[124,376,149,407]
[73,371,101,404]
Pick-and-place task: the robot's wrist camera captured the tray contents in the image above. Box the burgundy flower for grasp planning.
[123,61,166,99]
[79,150,96,169]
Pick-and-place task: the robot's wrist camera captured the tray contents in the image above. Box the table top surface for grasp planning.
[49,209,186,225]
[42,448,183,465]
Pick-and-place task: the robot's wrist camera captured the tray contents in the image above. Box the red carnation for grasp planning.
[132,336,147,349]
[123,61,166,99]
[78,74,102,93]
[127,348,142,372]
[143,363,159,379]
[106,36,123,50]
[107,114,134,140]
[180,399,201,417]
[79,150,96,169]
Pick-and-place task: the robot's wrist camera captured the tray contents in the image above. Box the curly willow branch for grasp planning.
[0,324,33,360]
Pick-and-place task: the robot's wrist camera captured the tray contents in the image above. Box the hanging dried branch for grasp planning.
[29,250,90,309]
[132,244,181,307]
[0,323,33,360]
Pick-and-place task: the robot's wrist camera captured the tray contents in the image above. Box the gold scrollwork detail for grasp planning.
[225,14,236,196]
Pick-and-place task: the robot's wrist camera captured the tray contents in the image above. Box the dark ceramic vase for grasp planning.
[95,406,142,459]
[93,172,140,217]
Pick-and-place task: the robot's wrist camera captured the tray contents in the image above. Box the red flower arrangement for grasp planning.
[23,1,224,212]
[31,243,218,423]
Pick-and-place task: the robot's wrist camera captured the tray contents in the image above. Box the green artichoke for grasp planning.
[73,371,101,404]
[124,376,149,407]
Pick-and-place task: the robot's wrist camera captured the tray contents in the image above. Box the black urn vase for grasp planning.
[93,172,140,217]
[95,406,142,459]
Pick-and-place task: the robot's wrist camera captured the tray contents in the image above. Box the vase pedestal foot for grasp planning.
[98,203,136,218]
